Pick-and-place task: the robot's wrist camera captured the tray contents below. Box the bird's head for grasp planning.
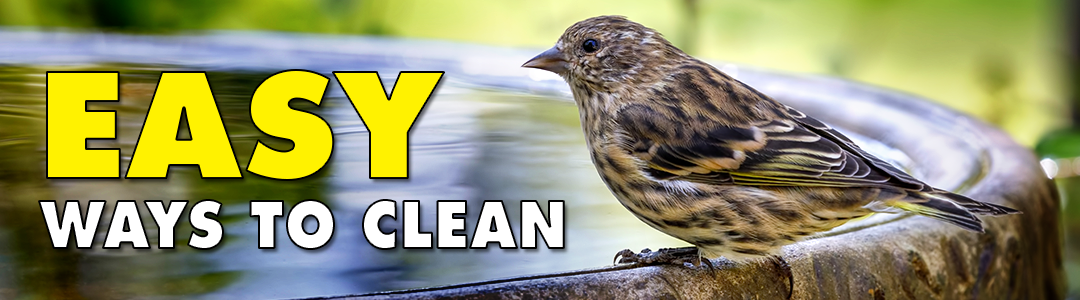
[522,16,685,93]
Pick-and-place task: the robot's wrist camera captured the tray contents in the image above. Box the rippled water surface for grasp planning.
[0,63,666,299]
[0,33,917,299]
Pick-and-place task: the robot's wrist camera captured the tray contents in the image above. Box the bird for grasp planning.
[521,15,1019,265]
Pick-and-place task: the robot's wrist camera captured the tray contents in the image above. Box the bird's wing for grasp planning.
[776,105,928,190]
[616,103,927,190]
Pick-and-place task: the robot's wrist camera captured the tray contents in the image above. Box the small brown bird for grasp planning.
[522,16,1019,264]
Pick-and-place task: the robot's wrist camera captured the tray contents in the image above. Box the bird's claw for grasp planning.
[613,248,643,265]
[613,247,711,268]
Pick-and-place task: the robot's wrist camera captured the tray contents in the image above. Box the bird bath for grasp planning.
[0,30,1062,299]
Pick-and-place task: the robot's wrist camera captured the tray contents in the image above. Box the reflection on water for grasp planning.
[0,60,918,298]
[0,63,680,299]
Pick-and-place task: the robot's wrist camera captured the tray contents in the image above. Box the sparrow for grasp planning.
[522,15,1019,265]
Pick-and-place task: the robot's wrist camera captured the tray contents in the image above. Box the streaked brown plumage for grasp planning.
[523,16,1019,262]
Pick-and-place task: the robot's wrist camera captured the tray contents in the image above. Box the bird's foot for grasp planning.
[614,247,714,268]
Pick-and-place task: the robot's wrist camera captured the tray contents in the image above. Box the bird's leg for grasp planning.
[614,247,708,268]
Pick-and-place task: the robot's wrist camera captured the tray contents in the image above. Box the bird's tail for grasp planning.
[868,189,1020,233]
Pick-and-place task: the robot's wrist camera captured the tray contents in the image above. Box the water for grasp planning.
[0,31,925,299]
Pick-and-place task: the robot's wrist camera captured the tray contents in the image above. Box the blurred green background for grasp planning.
[1,0,1078,297]
[0,0,1071,146]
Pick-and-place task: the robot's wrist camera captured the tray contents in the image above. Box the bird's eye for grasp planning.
[582,39,599,53]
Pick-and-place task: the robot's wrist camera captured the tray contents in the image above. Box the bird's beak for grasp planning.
[522,47,568,74]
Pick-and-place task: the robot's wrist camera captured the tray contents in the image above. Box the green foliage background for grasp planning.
[0,0,1068,145]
